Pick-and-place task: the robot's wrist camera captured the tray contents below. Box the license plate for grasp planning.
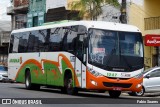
[113,87,122,91]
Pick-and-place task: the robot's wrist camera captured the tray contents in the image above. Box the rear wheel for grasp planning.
[25,71,40,90]
[25,71,32,89]
[109,90,121,98]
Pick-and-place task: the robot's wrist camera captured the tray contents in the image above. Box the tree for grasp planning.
[70,0,120,20]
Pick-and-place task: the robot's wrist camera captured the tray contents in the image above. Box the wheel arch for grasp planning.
[25,67,31,76]
[63,68,75,87]
[24,67,31,83]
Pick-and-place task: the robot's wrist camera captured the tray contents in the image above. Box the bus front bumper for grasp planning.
[86,71,143,92]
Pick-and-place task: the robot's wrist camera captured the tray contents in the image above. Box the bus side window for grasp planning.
[38,29,47,52]
[9,34,14,53]
[49,28,62,52]
[18,32,29,53]
[62,26,78,54]
[27,32,36,52]
[12,33,20,53]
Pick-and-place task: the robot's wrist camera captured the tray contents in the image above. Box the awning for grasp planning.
[145,34,160,46]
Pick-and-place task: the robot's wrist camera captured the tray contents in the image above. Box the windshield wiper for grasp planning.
[121,56,132,70]
[119,44,132,70]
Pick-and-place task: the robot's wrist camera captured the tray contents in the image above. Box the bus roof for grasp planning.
[11,21,140,34]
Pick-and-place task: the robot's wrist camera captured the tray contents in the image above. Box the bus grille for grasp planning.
[103,82,132,88]
[107,77,130,80]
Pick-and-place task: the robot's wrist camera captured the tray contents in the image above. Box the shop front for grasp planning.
[144,34,159,69]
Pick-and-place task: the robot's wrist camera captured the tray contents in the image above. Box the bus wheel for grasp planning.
[25,71,32,90]
[65,74,78,95]
[128,92,136,96]
[109,90,121,98]
[98,90,106,93]
[25,71,40,90]
[61,87,67,94]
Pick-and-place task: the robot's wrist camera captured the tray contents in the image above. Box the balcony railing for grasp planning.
[0,32,11,46]
[7,6,14,15]
[145,16,160,30]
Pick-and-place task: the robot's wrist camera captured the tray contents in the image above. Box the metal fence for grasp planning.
[144,16,160,30]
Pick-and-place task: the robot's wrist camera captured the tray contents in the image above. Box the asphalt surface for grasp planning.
[0,83,160,107]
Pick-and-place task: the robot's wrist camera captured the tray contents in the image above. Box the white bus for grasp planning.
[8,21,144,98]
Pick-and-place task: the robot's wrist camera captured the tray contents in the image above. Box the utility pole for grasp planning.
[120,0,127,24]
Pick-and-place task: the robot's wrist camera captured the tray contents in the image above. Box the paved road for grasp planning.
[0,83,160,107]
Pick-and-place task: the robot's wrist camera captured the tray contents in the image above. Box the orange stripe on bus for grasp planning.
[14,53,80,87]
[14,59,43,80]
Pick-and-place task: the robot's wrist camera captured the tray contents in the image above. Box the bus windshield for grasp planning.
[88,29,144,72]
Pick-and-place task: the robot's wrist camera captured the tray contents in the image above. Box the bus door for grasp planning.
[75,33,87,88]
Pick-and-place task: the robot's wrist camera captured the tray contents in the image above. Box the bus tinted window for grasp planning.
[62,26,78,53]
[38,30,47,52]
[9,34,14,53]
[18,32,29,53]
[49,28,63,51]
[26,30,47,52]
[27,31,37,52]
[12,33,20,53]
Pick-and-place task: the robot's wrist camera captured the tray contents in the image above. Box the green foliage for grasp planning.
[70,0,120,20]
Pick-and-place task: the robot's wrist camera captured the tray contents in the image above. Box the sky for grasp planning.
[0,0,11,21]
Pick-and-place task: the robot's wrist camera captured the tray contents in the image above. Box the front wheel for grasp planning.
[109,90,121,98]
[65,74,78,95]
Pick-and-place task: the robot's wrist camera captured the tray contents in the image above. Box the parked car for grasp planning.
[0,65,8,82]
[128,66,160,96]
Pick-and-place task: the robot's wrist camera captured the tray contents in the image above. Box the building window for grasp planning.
[33,16,38,27]
[15,15,27,29]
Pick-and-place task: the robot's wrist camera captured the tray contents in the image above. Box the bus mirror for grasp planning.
[83,38,88,47]
[83,54,86,62]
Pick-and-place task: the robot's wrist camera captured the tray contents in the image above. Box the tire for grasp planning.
[98,90,106,93]
[65,74,78,95]
[25,71,40,90]
[25,71,32,90]
[109,90,121,98]
[128,92,136,96]
[61,87,67,94]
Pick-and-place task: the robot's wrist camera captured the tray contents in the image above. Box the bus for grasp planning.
[8,21,144,98]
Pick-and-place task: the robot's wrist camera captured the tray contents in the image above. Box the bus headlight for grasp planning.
[88,67,103,77]
[91,80,97,86]
[136,83,142,88]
